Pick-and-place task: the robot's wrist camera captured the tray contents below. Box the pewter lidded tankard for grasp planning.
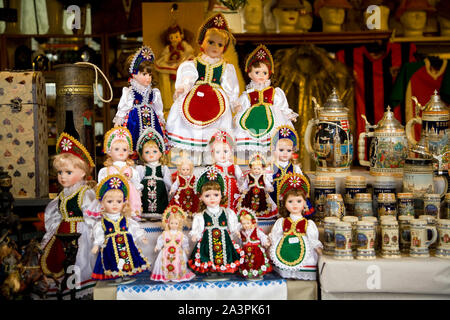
[358,106,408,177]
[304,88,353,175]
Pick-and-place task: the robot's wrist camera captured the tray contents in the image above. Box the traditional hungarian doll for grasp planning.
[40,132,96,284]
[113,46,168,152]
[165,13,240,160]
[237,208,272,279]
[234,44,298,153]
[98,127,142,219]
[269,125,304,209]
[237,152,277,219]
[188,167,244,276]
[151,205,196,282]
[269,173,321,280]
[168,156,200,217]
[91,174,150,282]
[136,127,172,220]
[210,130,244,211]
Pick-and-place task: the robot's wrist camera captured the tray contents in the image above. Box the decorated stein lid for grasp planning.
[423,90,449,114]
[376,106,404,132]
[323,88,348,113]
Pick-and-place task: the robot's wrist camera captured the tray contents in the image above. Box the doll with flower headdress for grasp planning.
[188,167,244,278]
[237,208,273,280]
[209,129,244,211]
[136,127,172,220]
[113,45,168,152]
[234,44,298,154]
[98,127,143,220]
[237,152,277,220]
[40,132,97,285]
[91,174,150,282]
[269,173,321,280]
[151,205,195,282]
[166,13,240,163]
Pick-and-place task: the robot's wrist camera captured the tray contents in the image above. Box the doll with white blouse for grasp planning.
[209,130,244,211]
[98,127,143,220]
[269,173,321,280]
[40,132,97,284]
[165,13,240,164]
[168,156,199,218]
[151,205,196,282]
[237,208,273,280]
[91,174,150,283]
[188,167,244,278]
[113,46,168,152]
[237,152,277,219]
[136,127,172,220]
[234,44,298,154]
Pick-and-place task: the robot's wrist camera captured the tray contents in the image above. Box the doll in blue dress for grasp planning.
[91,174,150,283]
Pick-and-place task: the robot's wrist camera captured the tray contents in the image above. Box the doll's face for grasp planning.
[169,31,182,46]
[202,32,226,59]
[102,190,125,214]
[133,70,152,87]
[285,195,306,215]
[248,63,270,84]
[200,189,222,207]
[274,139,294,162]
[279,8,299,26]
[56,162,86,188]
[142,143,162,163]
[169,217,181,230]
[401,11,427,30]
[212,142,232,163]
[250,163,263,176]
[180,163,192,176]
[241,216,254,231]
[109,140,131,162]
[320,7,345,25]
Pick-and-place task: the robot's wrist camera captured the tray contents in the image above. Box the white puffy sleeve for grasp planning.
[182,232,190,251]
[263,174,274,193]
[257,228,270,247]
[234,92,250,126]
[155,232,165,251]
[293,164,304,175]
[92,220,105,247]
[130,167,143,192]
[274,87,298,121]
[43,198,61,241]
[162,165,172,193]
[151,88,165,125]
[128,218,146,242]
[113,87,133,126]
[234,165,245,191]
[170,177,180,194]
[221,63,240,112]
[174,60,198,98]
[135,165,146,182]
[81,188,101,223]
[97,167,108,186]
[189,212,205,239]
[306,220,323,249]
[269,217,284,244]
[225,208,239,234]
[240,174,249,192]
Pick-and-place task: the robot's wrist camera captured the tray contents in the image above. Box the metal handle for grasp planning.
[304,119,316,158]
[405,117,421,146]
[358,131,373,167]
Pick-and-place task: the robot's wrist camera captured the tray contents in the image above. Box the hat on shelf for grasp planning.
[395,0,436,20]
[56,132,95,168]
[314,0,353,16]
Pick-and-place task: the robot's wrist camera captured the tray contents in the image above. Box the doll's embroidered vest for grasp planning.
[270,162,294,207]
[276,217,307,267]
[142,165,168,214]
[241,228,260,245]
[241,174,269,215]
[58,185,88,233]
[240,87,275,138]
[182,58,225,127]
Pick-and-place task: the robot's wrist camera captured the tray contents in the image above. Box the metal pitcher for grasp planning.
[358,106,408,177]
[304,88,353,175]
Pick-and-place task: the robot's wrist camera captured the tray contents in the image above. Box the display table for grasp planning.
[319,255,450,300]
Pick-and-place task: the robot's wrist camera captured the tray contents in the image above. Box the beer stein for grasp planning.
[323,216,340,256]
[410,218,438,258]
[356,221,376,260]
[436,219,450,259]
[398,215,414,253]
[381,219,401,258]
[334,221,353,260]
[325,194,345,219]
[377,193,397,218]
[397,193,415,217]
[354,193,374,219]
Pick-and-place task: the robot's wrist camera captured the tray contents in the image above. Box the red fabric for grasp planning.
[248,87,274,106]
[182,84,225,125]
[168,175,200,216]
[239,228,272,277]
[283,218,306,234]
[41,221,74,275]
[215,164,240,211]
[239,175,270,217]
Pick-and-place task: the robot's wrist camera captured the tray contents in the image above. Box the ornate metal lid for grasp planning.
[423,90,449,113]
[410,134,432,159]
[376,106,404,131]
[323,88,348,113]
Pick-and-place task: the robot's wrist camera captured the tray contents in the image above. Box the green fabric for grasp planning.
[239,104,274,138]
[61,189,83,218]
[389,60,426,107]
[276,234,305,266]
[196,60,223,85]
[141,165,168,214]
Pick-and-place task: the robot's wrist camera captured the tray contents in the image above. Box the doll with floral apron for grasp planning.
[151,205,196,282]
[136,127,172,220]
[91,174,150,283]
[166,13,240,164]
[40,132,97,295]
[269,173,321,280]
[234,44,298,155]
[113,46,169,153]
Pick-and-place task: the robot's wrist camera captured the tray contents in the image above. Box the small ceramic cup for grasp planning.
[381,219,401,258]
[398,215,414,253]
[323,216,340,256]
[436,219,450,259]
[356,221,376,260]
[314,176,336,221]
[334,221,353,260]
[362,216,379,251]
[410,218,438,258]
[419,215,438,249]
[325,194,345,220]
[344,176,367,215]
[423,193,442,218]
[354,193,374,219]
[343,215,359,251]
[377,193,397,218]
[397,192,415,217]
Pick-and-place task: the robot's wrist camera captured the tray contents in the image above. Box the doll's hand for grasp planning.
[141,238,149,245]
[192,236,199,243]
[174,88,185,100]
[91,246,99,255]
[264,239,271,248]
[315,247,323,256]
[154,246,160,253]
[289,115,297,122]
[234,231,241,240]
[234,104,242,114]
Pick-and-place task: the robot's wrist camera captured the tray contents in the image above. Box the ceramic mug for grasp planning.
[362,216,379,251]
[373,177,397,213]
[314,176,336,220]
[334,221,353,260]
[398,215,414,252]
[381,219,400,258]
[445,193,450,219]
[356,221,376,260]
[410,218,438,258]
[343,215,359,251]
[397,192,415,217]
[436,219,450,259]
[344,176,367,215]
[354,193,374,219]
[323,216,340,256]
[419,214,438,249]
[325,194,345,220]
[377,193,397,218]
[423,193,441,218]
